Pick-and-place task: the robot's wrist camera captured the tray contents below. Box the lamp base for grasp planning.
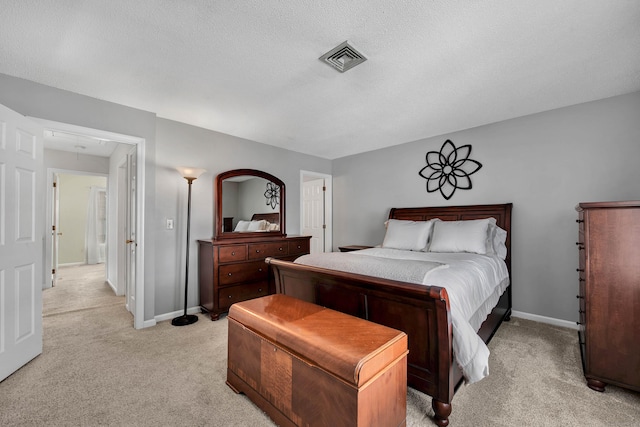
[171,314,199,326]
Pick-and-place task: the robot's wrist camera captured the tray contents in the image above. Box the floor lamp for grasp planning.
[172,166,206,326]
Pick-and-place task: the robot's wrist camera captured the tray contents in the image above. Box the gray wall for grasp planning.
[45,149,110,174]
[0,73,159,323]
[221,181,240,225]
[154,118,332,315]
[333,91,640,323]
[4,71,639,325]
[238,177,279,222]
[0,73,332,322]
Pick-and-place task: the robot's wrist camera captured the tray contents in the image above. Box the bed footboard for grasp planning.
[265,257,456,412]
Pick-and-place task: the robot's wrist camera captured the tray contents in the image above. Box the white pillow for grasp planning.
[234,220,251,232]
[247,220,267,231]
[429,218,492,254]
[484,218,497,254]
[382,219,433,251]
[485,223,508,259]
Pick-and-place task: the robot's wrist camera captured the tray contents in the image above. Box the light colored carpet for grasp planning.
[43,264,123,316]
[1,268,639,426]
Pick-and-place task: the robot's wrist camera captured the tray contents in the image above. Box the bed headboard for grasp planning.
[251,212,280,224]
[389,203,513,272]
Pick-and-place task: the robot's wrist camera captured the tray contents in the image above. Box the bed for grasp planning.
[232,213,280,232]
[265,203,512,426]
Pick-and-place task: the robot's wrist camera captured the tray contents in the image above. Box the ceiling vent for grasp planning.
[319,41,367,73]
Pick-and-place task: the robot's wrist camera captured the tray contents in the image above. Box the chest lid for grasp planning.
[228,294,407,387]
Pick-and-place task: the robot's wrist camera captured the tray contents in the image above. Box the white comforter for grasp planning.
[295,247,510,384]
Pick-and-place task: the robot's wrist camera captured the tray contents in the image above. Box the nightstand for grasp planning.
[338,245,373,252]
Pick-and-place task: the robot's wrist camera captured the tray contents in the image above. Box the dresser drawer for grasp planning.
[288,239,310,256]
[219,260,268,286]
[199,236,310,321]
[218,282,269,310]
[248,242,288,259]
[218,245,247,263]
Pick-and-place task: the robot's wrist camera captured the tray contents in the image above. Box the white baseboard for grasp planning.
[58,262,85,267]
[142,319,157,329]
[154,306,202,324]
[148,307,577,330]
[106,279,117,294]
[512,310,578,330]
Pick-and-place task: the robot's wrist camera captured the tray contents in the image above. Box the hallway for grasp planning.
[43,264,125,317]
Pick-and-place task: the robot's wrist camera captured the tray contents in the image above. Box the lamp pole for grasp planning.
[172,171,201,326]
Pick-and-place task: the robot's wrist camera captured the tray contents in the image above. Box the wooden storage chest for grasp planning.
[227,294,408,427]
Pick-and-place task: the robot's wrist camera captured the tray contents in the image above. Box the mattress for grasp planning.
[295,247,510,384]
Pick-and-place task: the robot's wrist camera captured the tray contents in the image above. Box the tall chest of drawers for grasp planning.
[198,236,310,320]
[576,201,640,392]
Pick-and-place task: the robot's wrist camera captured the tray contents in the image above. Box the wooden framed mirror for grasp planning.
[215,169,286,240]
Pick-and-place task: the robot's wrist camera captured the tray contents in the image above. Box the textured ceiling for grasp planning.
[1,0,639,159]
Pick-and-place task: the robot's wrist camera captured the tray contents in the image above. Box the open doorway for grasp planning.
[36,119,146,329]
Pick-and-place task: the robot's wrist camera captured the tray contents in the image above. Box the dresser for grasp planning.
[576,201,640,392]
[198,235,310,320]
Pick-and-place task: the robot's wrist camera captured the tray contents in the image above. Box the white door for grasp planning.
[302,179,326,254]
[0,103,44,382]
[125,147,136,316]
[51,174,60,287]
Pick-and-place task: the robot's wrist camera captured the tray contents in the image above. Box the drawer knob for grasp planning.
[228,295,232,299]
[228,273,232,276]
[297,245,301,249]
[256,249,260,253]
[231,251,235,256]
[279,247,283,251]
[258,268,263,272]
[258,288,263,292]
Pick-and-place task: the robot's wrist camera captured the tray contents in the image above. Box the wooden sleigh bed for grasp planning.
[265,203,512,426]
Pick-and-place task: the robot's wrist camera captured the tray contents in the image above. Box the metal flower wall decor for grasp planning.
[264,182,280,209]
[418,139,482,200]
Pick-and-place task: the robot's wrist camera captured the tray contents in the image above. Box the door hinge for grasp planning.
[52,225,56,231]
[323,224,326,229]
[53,182,57,188]
[323,186,326,191]
[52,268,56,275]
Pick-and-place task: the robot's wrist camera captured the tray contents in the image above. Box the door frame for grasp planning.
[51,172,59,287]
[34,118,146,330]
[117,157,128,299]
[300,170,332,252]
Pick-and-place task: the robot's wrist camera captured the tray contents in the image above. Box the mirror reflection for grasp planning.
[215,169,285,239]
[221,176,280,232]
